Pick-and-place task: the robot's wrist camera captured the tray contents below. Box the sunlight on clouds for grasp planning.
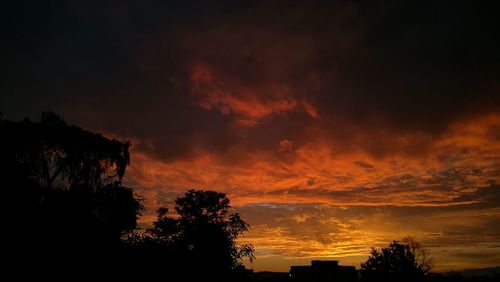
[190,63,319,127]
[123,113,500,271]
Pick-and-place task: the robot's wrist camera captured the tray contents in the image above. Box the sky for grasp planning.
[2,0,500,272]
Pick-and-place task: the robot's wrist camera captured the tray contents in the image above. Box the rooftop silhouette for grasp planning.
[290,260,358,282]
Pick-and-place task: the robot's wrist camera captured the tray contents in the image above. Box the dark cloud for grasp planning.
[2,0,500,162]
[455,182,500,208]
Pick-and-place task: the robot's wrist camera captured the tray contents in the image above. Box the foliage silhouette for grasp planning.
[1,113,143,277]
[1,113,255,279]
[174,190,255,269]
[125,189,255,280]
[361,238,433,282]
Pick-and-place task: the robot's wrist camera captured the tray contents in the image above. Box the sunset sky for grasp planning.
[2,0,500,272]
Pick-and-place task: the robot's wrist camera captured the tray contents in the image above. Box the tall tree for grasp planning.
[1,112,142,277]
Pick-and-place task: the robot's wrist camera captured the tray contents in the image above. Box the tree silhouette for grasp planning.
[139,189,255,280]
[176,190,254,270]
[361,238,433,282]
[3,113,256,279]
[1,113,142,277]
[148,207,179,242]
[401,237,433,275]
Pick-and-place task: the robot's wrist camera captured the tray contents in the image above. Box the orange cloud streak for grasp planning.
[190,63,318,127]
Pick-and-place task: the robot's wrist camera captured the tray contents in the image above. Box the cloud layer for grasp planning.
[2,0,500,272]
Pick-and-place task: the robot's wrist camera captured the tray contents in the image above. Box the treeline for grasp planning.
[1,113,253,280]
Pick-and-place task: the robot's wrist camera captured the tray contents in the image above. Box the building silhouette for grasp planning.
[290,260,358,282]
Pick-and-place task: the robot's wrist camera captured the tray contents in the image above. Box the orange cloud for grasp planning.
[125,113,500,207]
[189,63,319,127]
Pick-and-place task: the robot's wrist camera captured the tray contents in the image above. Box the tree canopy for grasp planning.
[1,112,130,190]
[2,113,142,277]
[129,189,254,280]
[361,238,433,282]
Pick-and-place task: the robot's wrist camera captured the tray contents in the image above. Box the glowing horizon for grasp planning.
[3,0,500,273]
